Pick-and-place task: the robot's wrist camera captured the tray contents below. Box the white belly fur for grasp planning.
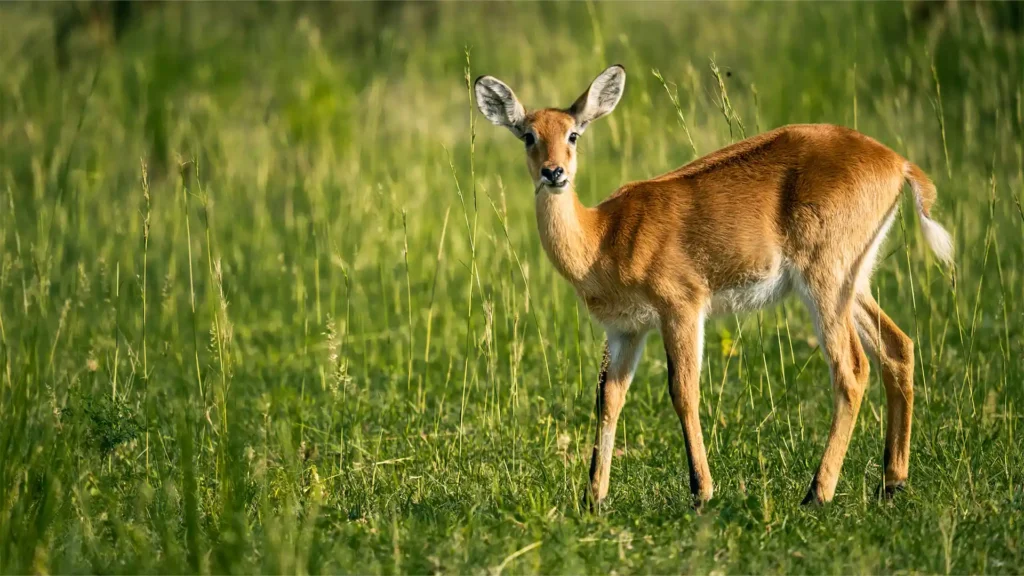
[589,264,796,333]
[592,294,661,334]
[709,265,794,317]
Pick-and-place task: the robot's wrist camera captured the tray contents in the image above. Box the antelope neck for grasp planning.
[534,186,603,283]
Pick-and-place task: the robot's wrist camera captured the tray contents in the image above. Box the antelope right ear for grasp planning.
[568,65,626,131]
[474,75,526,136]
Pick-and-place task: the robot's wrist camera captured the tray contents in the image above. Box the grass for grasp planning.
[1,2,1022,573]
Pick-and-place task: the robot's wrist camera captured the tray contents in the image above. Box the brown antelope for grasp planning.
[474,65,953,508]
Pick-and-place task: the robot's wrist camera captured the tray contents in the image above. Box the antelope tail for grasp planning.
[904,162,954,266]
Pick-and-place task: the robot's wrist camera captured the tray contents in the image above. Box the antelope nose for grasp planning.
[541,166,564,182]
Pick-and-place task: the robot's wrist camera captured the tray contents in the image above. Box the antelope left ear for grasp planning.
[568,65,626,131]
[474,75,527,136]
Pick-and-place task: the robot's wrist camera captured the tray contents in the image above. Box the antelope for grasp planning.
[474,65,953,508]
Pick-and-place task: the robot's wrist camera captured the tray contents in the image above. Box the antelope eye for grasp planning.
[523,133,536,147]
[568,132,579,145]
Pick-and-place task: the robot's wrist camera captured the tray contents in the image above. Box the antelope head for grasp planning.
[474,65,626,194]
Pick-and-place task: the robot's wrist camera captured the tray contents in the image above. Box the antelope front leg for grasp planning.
[585,331,647,511]
[662,312,713,507]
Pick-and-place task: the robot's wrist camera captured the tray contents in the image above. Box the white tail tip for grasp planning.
[919,214,954,266]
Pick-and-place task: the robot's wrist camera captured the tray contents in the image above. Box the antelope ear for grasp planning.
[568,65,626,131]
[474,75,526,136]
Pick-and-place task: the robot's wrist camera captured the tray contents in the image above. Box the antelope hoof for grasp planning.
[581,488,603,514]
[876,481,906,500]
[691,487,714,511]
[801,484,827,506]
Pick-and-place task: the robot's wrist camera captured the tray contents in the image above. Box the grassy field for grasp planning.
[1,2,1022,573]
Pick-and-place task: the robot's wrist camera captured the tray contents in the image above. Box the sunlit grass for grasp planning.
[0,2,1022,573]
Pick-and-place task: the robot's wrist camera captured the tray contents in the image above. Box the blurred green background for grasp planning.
[1,2,1022,573]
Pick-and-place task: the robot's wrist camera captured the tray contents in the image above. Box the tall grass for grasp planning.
[0,2,1022,573]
